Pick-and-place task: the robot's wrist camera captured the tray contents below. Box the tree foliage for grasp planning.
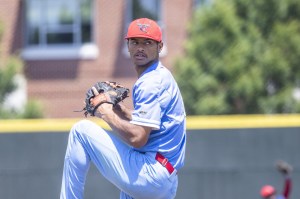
[0,20,44,119]
[175,0,300,115]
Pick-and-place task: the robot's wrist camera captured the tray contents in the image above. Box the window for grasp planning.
[22,0,98,60]
[123,0,167,57]
[194,0,211,8]
[130,0,161,21]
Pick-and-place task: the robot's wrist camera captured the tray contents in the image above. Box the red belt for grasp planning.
[155,152,175,174]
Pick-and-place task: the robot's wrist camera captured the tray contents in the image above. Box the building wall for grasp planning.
[0,0,194,118]
[0,0,23,63]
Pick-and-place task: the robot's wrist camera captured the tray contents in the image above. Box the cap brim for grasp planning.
[125,35,161,42]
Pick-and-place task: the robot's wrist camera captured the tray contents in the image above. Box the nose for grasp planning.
[137,45,144,52]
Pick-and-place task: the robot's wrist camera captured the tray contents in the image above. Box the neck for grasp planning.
[135,59,159,78]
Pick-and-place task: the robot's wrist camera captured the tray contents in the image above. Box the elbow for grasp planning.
[126,125,150,148]
[129,137,148,148]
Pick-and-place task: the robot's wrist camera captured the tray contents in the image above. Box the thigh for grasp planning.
[73,120,134,184]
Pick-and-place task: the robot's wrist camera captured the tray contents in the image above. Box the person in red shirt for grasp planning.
[260,160,293,199]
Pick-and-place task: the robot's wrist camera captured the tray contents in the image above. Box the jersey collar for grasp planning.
[139,60,160,78]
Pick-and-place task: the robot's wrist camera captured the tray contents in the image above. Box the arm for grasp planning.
[276,160,293,199]
[113,103,133,121]
[282,175,292,199]
[99,103,152,148]
[90,94,151,148]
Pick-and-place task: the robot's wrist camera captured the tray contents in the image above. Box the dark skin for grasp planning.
[89,37,163,148]
[127,38,163,77]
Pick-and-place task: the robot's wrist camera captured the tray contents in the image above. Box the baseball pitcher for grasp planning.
[60,18,186,199]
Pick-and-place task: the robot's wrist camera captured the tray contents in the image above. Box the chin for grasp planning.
[135,60,149,67]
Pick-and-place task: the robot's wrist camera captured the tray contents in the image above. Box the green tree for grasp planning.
[0,20,43,119]
[175,0,300,115]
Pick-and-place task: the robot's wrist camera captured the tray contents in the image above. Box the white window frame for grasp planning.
[22,0,98,60]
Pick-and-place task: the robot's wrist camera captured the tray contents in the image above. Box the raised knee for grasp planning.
[70,119,105,136]
[74,119,94,128]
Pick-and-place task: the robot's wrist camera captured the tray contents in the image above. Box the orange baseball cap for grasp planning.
[260,185,276,198]
[125,18,162,42]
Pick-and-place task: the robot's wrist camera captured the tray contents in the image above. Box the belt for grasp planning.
[155,152,175,175]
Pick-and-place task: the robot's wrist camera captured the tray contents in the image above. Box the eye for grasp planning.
[144,40,153,45]
[129,40,138,45]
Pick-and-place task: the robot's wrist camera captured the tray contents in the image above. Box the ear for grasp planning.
[127,40,130,51]
[158,42,163,53]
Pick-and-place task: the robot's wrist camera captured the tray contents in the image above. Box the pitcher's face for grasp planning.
[127,38,163,67]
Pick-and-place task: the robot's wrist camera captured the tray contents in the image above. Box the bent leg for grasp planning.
[60,121,92,199]
[60,120,178,199]
[60,120,132,199]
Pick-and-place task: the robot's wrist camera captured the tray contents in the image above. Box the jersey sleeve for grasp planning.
[130,77,161,130]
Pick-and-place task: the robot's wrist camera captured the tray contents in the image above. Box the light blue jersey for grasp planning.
[131,61,186,170]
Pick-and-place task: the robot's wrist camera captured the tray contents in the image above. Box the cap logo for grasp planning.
[137,23,150,33]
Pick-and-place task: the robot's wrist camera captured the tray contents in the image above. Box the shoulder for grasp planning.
[134,62,175,93]
[134,76,161,98]
[135,67,162,89]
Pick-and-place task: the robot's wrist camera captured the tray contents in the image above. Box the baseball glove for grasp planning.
[275,160,293,175]
[80,81,130,117]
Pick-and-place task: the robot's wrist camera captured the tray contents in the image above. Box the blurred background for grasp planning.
[0,0,299,198]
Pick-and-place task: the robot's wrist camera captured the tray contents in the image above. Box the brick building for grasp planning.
[0,0,200,118]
